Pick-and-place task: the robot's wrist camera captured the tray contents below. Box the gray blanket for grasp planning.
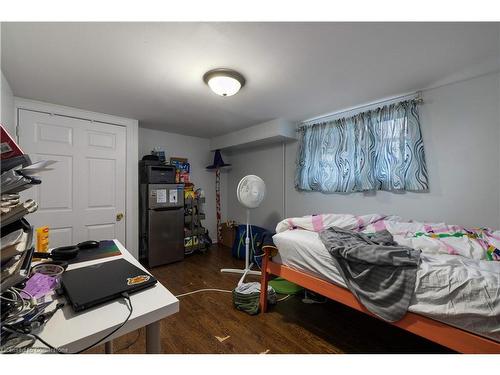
[319,227,421,322]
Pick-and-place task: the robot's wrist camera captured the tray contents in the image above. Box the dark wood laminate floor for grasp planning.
[87,245,453,354]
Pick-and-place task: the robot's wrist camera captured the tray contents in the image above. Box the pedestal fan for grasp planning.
[221,175,266,285]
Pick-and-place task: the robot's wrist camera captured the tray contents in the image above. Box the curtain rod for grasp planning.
[299,91,423,128]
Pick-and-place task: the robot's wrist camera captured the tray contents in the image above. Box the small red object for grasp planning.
[0,125,24,160]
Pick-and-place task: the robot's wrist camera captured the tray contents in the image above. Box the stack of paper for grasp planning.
[1,228,31,288]
[1,160,56,194]
[0,125,43,292]
[1,195,38,227]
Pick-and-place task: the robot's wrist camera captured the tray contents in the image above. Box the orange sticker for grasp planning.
[127,275,150,285]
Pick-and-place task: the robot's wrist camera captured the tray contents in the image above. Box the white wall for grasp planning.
[227,72,500,230]
[226,144,285,230]
[1,71,15,136]
[139,127,227,242]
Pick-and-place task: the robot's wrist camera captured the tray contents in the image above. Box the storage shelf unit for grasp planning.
[1,157,38,292]
[184,196,209,254]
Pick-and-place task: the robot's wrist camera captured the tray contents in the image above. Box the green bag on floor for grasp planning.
[232,282,276,315]
[269,277,304,295]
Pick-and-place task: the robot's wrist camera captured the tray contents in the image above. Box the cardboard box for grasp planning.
[220,221,237,248]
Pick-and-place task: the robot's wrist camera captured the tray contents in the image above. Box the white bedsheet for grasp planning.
[273,229,500,342]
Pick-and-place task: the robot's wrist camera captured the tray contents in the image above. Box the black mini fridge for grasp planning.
[139,161,184,267]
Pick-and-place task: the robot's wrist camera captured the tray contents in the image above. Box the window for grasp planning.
[295,100,429,193]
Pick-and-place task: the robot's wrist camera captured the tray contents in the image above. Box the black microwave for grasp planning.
[139,163,176,184]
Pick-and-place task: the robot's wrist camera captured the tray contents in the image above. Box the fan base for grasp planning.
[221,267,261,286]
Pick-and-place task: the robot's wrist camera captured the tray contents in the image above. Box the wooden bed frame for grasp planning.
[258,248,500,354]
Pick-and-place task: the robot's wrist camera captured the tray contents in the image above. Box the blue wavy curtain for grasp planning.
[295,100,429,193]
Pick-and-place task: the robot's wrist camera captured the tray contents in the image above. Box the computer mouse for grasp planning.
[77,240,99,249]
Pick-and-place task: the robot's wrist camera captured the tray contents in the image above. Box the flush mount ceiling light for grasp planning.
[203,68,246,97]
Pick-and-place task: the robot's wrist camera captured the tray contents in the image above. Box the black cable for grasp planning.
[30,332,66,354]
[116,328,141,353]
[3,293,133,354]
[73,293,133,354]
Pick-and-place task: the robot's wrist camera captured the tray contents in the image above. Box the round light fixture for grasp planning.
[203,68,246,97]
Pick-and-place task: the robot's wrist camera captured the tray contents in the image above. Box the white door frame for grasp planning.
[14,97,139,258]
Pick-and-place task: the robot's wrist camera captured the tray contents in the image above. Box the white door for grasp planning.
[18,110,127,248]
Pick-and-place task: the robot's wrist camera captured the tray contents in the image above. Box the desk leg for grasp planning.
[105,340,113,354]
[146,321,161,353]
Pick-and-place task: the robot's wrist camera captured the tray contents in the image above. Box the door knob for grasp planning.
[116,212,124,221]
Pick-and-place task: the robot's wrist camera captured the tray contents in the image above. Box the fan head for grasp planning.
[237,175,266,209]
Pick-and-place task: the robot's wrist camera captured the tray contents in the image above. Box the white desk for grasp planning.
[35,240,179,353]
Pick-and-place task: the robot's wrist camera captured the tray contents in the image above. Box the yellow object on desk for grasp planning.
[36,226,49,252]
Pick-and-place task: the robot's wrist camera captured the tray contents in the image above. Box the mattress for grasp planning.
[272,229,500,342]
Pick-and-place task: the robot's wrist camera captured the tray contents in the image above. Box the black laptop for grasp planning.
[62,258,157,312]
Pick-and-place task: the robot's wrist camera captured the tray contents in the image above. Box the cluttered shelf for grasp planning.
[184,213,206,222]
[183,193,209,255]
[1,125,54,294]
[168,156,211,255]
[184,197,206,206]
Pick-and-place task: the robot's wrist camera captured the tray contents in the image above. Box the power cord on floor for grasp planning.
[276,294,291,302]
[175,288,232,298]
[175,288,292,305]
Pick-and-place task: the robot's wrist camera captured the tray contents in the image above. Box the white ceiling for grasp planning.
[2,22,499,138]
